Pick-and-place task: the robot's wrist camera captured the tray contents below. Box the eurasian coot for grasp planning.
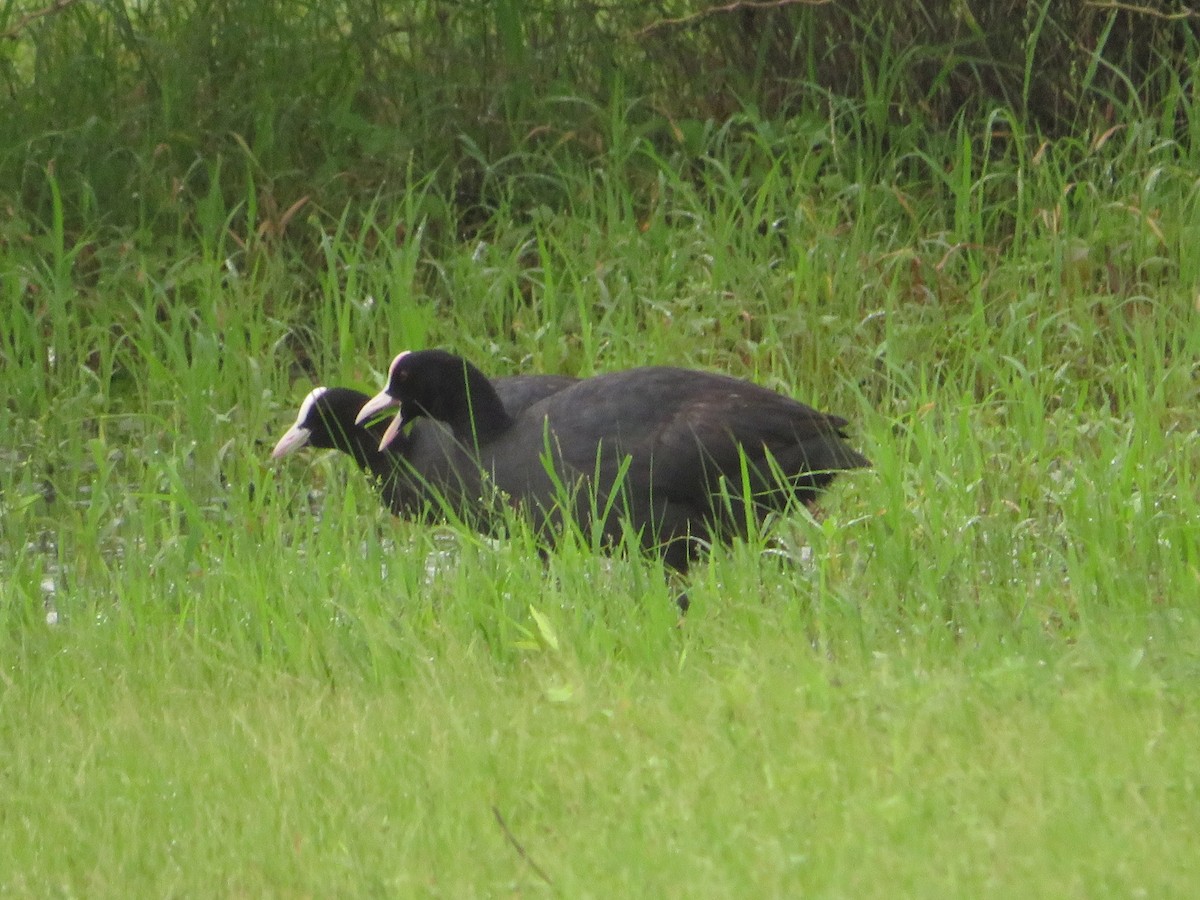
[355,349,870,571]
[273,376,576,519]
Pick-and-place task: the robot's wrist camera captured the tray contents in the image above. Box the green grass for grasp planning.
[6,619,1198,896]
[4,40,1200,895]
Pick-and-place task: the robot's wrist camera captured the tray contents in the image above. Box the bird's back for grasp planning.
[478,366,868,563]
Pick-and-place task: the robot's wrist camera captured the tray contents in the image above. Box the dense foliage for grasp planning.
[2,1,1195,247]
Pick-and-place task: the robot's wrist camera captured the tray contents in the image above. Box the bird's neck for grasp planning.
[346,427,392,474]
[450,364,513,446]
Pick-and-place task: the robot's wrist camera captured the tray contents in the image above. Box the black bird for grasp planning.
[273,376,577,519]
[355,349,870,573]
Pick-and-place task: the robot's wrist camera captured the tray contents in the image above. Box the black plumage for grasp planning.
[356,349,870,572]
[272,376,576,518]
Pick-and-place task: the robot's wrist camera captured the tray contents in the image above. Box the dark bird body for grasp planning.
[357,350,870,572]
[273,376,577,519]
